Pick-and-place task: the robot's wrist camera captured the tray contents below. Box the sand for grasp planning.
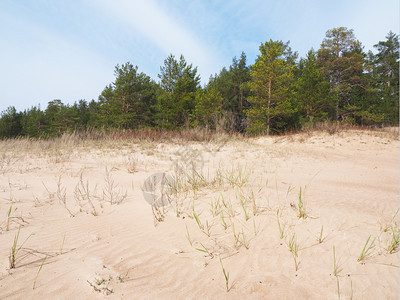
[0,129,398,299]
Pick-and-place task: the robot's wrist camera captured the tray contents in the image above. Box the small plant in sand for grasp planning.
[387,225,400,254]
[357,235,375,262]
[349,279,353,300]
[59,233,66,255]
[204,220,212,237]
[297,187,307,219]
[103,167,127,205]
[318,226,326,244]
[287,233,299,271]
[250,190,259,216]
[4,205,15,231]
[74,173,98,216]
[219,256,230,292]
[241,228,250,249]
[117,274,126,283]
[33,256,47,289]
[87,276,114,295]
[142,174,169,224]
[253,219,259,236]
[332,246,343,276]
[9,227,33,269]
[232,223,241,250]
[239,193,250,221]
[195,243,214,258]
[42,182,55,203]
[212,167,225,189]
[220,211,228,230]
[56,175,75,217]
[224,165,249,188]
[210,198,221,217]
[166,172,189,217]
[187,169,209,193]
[151,203,166,224]
[276,209,286,239]
[185,225,193,246]
[192,204,204,231]
[221,194,235,218]
[192,204,212,237]
[240,199,249,221]
[381,209,399,233]
[336,276,341,300]
[0,154,14,174]
[380,209,399,254]
[126,155,138,173]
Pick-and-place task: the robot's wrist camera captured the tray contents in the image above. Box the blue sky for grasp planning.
[1,0,398,112]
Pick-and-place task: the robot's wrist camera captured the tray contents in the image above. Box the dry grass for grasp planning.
[300,121,399,139]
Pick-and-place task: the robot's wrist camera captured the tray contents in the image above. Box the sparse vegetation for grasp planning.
[87,276,114,295]
[318,226,325,244]
[287,233,299,271]
[74,172,98,216]
[103,167,127,205]
[297,187,307,219]
[219,256,230,292]
[387,225,400,254]
[333,246,343,276]
[277,209,285,239]
[33,256,47,289]
[56,175,75,217]
[0,122,397,298]
[357,235,375,262]
[195,243,214,258]
[185,224,193,246]
[9,227,33,269]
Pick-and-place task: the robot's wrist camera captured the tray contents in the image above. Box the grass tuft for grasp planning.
[277,209,285,239]
[357,235,375,262]
[9,227,33,269]
[195,243,214,258]
[318,226,325,244]
[287,233,299,271]
[387,225,400,253]
[185,224,193,246]
[219,256,230,292]
[297,187,307,219]
[333,246,343,276]
[33,256,47,289]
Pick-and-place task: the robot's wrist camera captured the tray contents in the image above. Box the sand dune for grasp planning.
[0,129,398,299]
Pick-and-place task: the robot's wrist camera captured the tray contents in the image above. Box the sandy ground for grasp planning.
[0,129,398,299]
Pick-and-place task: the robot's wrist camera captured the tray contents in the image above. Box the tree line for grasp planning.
[0,27,398,138]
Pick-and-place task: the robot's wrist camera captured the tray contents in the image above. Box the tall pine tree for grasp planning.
[246,40,296,135]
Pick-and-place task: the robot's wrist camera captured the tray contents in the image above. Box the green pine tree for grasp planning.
[246,40,296,135]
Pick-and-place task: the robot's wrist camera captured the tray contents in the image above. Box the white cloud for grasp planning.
[92,0,218,81]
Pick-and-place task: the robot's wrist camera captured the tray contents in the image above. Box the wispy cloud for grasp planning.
[91,0,218,81]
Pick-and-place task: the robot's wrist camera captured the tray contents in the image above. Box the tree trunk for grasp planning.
[267,79,271,135]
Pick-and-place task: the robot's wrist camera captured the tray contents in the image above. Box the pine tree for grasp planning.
[373,31,399,124]
[0,107,22,138]
[207,53,251,132]
[246,40,296,135]
[295,49,333,123]
[192,88,223,130]
[21,106,45,137]
[157,54,200,128]
[317,27,364,121]
[98,63,158,129]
